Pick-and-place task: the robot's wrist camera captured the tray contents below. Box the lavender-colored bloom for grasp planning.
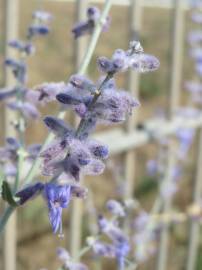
[116,241,130,270]
[106,200,125,217]
[89,239,116,258]
[43,183,71,234]
[8,40,35,55]
[196,62,202,75]
[56,92,84,105]
[57,247,88,270]
[72,6,110,39]
[97,41,160,74]
[190,48,202,60]
[91,88,140,124]
[33,10,53,22]
[28,25,49,38]
[16,182,44,205]
[7,101,40,119]
[34,82,66,104]
[70,185,88,198]
[4,163,17,177]
[97,57,114,74]
[69,74,96,93]
[176,128,195,158]
[41,137,104,181]
[191,12,202,24]
[86,139,109,159]
[5,58,27,83]
[133,211,150,231]
[0,88,18,101]
[146,159,158,176]
[188,30,202,45]
[185,81,202,93]
[57,247,70,262]
[98,215,128,244]
[129,53,160,73]
[87,6,100,21]
[44,116,75,137]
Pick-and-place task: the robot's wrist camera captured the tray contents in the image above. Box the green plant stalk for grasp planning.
[0,0,113,234]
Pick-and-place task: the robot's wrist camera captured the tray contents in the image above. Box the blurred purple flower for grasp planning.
[106,200,125,217]
[57,247,88,270]
[33,10,53,22]
[72,6,110,39]
[8,40,35,55]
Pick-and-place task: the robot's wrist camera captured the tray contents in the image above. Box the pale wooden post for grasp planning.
[69,0,89,258]
[186,129,202,270]
[3,1,19,270]
[156,1,185,270]
[124,0,142,201]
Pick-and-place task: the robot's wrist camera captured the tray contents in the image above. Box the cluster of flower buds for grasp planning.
[97,41,160,74]
[72,6,110,39]
[28,10,52,39]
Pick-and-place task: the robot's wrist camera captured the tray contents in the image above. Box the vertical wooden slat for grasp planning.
[3,1,19,270]
[186,129,202,270]
[124,0,142,201]
[70,0,88,258]
[186,128,202,269]
[156,1,185,270]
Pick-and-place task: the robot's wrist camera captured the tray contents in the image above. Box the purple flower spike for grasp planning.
[16,182,44,205]
[43,183,71,234]
[72,6,110,39]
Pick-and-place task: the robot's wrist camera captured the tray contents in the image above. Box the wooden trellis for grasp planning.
[2,0,202,270]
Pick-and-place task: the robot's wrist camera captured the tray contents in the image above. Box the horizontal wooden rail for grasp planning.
[94,114,202,155]
[46,0,190,9]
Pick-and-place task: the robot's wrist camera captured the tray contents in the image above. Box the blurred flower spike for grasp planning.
[72,6,110,39]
